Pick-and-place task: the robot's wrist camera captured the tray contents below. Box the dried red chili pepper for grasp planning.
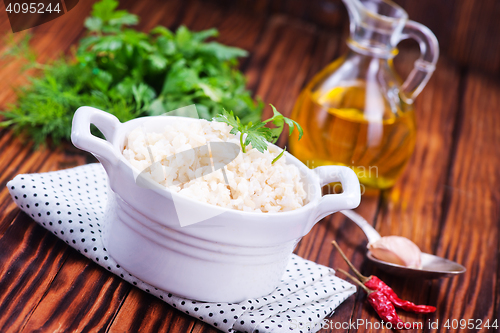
[338,269,406,329]
[332,241,436,314]
[365,275,436,313]
[367,291,405,327]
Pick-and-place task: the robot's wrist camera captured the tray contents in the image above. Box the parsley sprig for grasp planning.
[0,0,262,146]
[214,105,303,163]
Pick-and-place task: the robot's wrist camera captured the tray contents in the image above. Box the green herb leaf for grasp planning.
[84,17,103,32]
[214,109,242,135]
[91,0,119,21]
[0,0,263,146]
[272,146,286,164]
[198,42,248,61]
[214,105,303,161]
[243,123,272,153]
[262,104,303,143]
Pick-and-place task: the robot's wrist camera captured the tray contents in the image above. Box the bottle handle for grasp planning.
[399,20,439,103]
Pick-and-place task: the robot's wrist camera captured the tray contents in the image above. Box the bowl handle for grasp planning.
[71,106,122,173]
[313,166,361,222]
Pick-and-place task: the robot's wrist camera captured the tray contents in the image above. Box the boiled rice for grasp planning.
[122,119,307,213]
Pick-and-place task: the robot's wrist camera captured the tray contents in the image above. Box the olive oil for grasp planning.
[288,0,438,190]
[290,84,416,189]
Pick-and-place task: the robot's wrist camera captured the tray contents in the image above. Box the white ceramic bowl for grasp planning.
[71,106,361,302]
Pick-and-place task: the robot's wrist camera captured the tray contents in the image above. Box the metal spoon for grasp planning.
[340,210,466,279]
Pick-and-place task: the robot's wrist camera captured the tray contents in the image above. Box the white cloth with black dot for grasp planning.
[7,163,356,333]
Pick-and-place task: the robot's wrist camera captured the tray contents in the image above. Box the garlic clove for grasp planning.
[368,236,422,269]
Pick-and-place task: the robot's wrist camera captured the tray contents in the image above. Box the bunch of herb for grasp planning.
[214,104,303,164]
[0,0,263,146]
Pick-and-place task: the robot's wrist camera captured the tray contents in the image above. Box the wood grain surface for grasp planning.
[0,0,499,332]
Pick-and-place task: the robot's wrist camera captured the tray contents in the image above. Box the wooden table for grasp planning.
[0,0,499,332]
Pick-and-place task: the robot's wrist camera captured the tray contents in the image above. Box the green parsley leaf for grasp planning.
[272,146,286,164]
[214,105,303,163]
[262,104,303,143]
[0,0,263,147]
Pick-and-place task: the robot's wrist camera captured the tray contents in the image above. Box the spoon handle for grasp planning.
[340,210,382,244]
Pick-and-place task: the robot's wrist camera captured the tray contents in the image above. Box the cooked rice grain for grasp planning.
[122,119,307,212]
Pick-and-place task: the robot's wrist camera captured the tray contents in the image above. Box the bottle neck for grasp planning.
[346,7,405,59]
[347,37,398,59]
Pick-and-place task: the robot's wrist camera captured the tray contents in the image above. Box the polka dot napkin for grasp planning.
[7,163,356,333]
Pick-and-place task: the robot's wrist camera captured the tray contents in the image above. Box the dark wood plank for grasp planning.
[108,288,195,333]
[0,1,97,108]
[0,0,15,35]
[125,0,184,32]
[426,71,500,332]
[396,0,500,75]
[209,0,347,29]
[21,250,130,332]
[299,30,341,91]
[246,15,318,118]
[0,143,49,234]
[181,0,267,53]
[376,55,461,254]
[191,322,220,333]
[227,0,500,73]
[0,144,92,331]
[0,143,88,236]
[269,0,345,29]
[449,0,500,73]
[0,213,70,332]
[244,0,500,74]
